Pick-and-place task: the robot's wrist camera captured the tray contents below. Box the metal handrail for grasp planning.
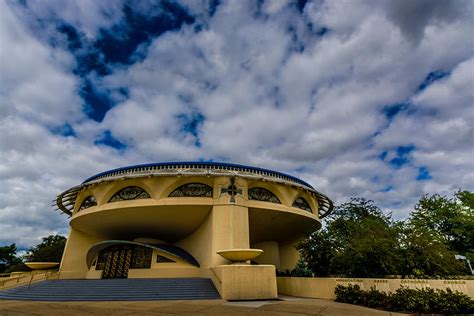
[0,270,59,289]
[27,274,34,288]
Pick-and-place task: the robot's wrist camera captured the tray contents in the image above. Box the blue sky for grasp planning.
[0,0,473,248]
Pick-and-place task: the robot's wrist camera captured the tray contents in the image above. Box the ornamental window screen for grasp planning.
[109,186,150,202]
[78,196,97,211]
[156,255,175,263]
[169,183,212,197]
[293,197,312,213]
[131,246,152,269]
[248,187,281,204]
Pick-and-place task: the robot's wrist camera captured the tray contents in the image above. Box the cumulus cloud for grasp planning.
[0,1,135,248]
[0,0,473,247]
[11,0,124,39]
[382,0,471,43]
[374,58,474,204]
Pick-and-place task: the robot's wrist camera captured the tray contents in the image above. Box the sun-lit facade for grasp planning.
[55,162,332,297]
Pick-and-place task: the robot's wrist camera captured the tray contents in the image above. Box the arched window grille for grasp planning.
[78,196,97,211]
[131,246,152,269]
[109,186,150,202]
[169,183,212,197]
[248,187,281,204]
[292,197,312,213]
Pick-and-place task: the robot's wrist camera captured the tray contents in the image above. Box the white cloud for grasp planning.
[0,0,473,247]
[12,0,125,39]
[374,57,474,208]
[97,0,474,215]
[0,2,134,248]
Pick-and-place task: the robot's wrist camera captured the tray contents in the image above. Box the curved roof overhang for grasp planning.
[86,240,200,269]
[55,162,334,219]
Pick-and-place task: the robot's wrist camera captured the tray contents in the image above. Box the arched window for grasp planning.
[78,196,97,211]
[293,197,312,213]
[109,186,150,202]
[169,183,212,197]
[156,255,175,263]
[248,187,281,204]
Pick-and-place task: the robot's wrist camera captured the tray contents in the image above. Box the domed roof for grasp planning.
[55,161,333,219]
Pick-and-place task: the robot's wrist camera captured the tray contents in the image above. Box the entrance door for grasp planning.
[102,245,133,279]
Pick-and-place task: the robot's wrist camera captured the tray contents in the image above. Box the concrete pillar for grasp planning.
[60,228,102,279]
[252,241,280,270]
[211,204,250,266]
[279,240,300,271]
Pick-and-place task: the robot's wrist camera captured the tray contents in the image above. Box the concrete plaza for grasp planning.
[0,297,408,315]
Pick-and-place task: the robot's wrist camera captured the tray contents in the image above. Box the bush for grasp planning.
[335,284,474,314]
[334,284,365,305]
[364,287,388,308]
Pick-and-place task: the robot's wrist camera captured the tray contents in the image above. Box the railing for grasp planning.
[0,270,59,290]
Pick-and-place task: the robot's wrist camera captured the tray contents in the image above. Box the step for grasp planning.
[0,278,220,301]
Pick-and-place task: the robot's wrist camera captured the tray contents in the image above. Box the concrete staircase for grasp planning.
[0,278,220,301]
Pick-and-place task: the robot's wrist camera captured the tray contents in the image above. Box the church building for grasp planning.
[55,162,333,299]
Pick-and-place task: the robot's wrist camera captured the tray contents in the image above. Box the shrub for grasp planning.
[335,284,474,314]
[364,287,388,308]
[334,284,365,305]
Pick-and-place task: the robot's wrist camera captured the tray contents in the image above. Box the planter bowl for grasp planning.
[25,262,59,270]
[217,249,263,262]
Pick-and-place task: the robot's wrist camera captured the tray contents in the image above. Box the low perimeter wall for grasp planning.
[277,277,474,300]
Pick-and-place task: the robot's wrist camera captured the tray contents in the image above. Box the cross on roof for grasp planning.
[220,176,242,203]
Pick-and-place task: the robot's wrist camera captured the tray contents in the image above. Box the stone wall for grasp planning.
[277,277,474,299]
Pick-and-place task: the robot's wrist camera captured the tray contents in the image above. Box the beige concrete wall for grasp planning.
[176,211,213,268]
[60,229,102,279]
[128,267,205,279]
[252,241,280,269]
[85,269,102,279]
[213,265,277,300]
[277,277,474,300]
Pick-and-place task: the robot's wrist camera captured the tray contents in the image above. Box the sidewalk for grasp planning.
[0,297,409,315]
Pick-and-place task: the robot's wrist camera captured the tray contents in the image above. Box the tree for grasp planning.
[298,198,402,277]
[0,244,21,273]
[409,191,474,266]
[25,235,66,263]
[291,257,313,277]
[397,224,465,278]
[298,194,472,278]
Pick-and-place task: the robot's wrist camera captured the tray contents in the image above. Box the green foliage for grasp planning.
[276,258,313,277]
[410,190,474,259]
[397,225,465,277]
[0,244,22,273]
[299,198,402,277]
[334,284,366,305]
[3,262,29,273]
[335,284,474,314]
[291,258,313,277]
[25,235,66,263]
[299,191,472,278]
[0,235,66,273]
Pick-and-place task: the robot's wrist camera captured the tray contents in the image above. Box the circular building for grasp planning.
[56,162,333,280]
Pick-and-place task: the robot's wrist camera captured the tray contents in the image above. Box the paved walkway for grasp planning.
[0,297,409,315]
